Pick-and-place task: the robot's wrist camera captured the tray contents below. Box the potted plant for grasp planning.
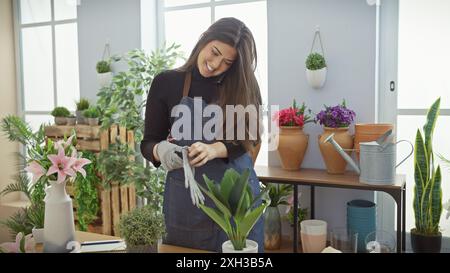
[272,99,314,170]
[118,205,165,253]
[305,52,327,89]
[411,98,442,253]
[96,60,113,88]
[262,183,292,250]
[316,100,356,174]
[66,114,76,126]
[198,168,269,253]
[0,232,35,253]
[83,106,100,126]
[75,98,90,125]
[286,201,308,245]
[51,106,70,125]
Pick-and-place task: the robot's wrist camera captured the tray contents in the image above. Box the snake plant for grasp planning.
[413,98,442,235]
[198,168,269,251]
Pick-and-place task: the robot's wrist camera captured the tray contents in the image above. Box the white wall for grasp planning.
[77,0,141,103]
[268,0,377,229]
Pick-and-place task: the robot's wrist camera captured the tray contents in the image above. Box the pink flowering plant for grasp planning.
[272,99,314,127]
[0,232,35,253]
[25,134,92,185]
[316,99,356,128]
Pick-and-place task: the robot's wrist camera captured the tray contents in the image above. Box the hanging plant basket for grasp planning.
[305,28,327,90]
[306,67,327,89]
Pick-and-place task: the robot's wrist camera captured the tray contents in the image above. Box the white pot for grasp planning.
[306,67,327,89]
[43,180,76,253]
[97,72,113,88]
[222,239,258,253]
[32,227,45,244]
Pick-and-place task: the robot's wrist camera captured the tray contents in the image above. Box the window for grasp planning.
[396,0,450,238]
[158,0,268,165]
[15,0,80,131]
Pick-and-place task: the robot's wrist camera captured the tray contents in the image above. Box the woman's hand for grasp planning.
[188,142,227,167]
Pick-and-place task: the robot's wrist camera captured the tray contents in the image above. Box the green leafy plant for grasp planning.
[263,183,292,207]
[131,164,166,214]
[96,60,111,73]
[76,98,90,111]
[51,107,70,118]
[74,151,100,231]
[286,206,308,228]
[97,43,184,142]
[198,168,269,251]
[83,106,100,118]
[306,52,326,70]
[97,141,134,188]
[118,205,165,248]
[413,98,442,235]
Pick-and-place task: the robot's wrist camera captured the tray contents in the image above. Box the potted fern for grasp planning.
[75,98,90,125]
[51,107,70,125]
[96,60,112,88]
[411,98,442,253]
[305,52,327,89]
[198,168,269,253]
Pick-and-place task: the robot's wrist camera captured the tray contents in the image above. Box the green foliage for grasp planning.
[74,151,100,231]
[97,43,184,143]
[131,164,166,213]
[96,60,111,73]
[306,53,326,70]
[286,207,308,227]
[118,205,165,247]
[76,98,90,111]
[413,98,442,235]
[51,107,71,117]
[198,168,269,251]
[97,141,134,188]
[83,106,100,118]
[292,99,315,124]
[263,183,292,207]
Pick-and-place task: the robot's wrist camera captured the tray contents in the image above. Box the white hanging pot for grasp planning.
[222,240,258,253]
[97,72,113,88]
[43,180,76,253]
[306,67,327,89]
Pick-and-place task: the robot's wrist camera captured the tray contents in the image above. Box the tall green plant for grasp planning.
[263,183,292,207]
[97,43,183,142]
[198,169,269,250]
[413,98,442,235]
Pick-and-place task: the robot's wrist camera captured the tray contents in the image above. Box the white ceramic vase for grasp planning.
[43,180,76,253]
[306,67,327,89]
[222,240,258,253]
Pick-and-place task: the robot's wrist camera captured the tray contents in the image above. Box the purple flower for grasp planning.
[315,101,356,128]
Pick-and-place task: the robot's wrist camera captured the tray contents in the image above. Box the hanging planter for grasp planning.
[96,43,113,88]
[305,28,327,89]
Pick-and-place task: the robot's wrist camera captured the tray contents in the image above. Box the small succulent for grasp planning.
[306,53,326,70]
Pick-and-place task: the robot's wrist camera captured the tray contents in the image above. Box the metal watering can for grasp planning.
[323,130,414,185]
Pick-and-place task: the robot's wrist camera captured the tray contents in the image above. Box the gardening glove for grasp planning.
[181,146,205,208]
[156,140,184,172]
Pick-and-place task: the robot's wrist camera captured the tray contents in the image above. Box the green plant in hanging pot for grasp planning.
[96,60,113,88]
[51,106,70,126]
[262,183,292,250]
[198,168,269,253]
[306,52,327,89]
[411,98,443,253]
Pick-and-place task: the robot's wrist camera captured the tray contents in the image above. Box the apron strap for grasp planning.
[182,71,192,98]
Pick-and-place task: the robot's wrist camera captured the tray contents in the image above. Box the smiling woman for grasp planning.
[140,17,264,253]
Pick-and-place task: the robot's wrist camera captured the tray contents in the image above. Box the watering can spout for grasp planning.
[323,133,360,174]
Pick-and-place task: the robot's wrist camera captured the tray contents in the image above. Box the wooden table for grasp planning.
[255,166,406,253]
[36,231,211,253]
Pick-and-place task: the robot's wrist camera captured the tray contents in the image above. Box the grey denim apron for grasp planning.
[162,71,264,253]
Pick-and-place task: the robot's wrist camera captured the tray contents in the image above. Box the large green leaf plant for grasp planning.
[198,168,269,251]
[413,98,442,235]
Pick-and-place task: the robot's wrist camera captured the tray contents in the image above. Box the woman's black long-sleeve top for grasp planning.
[140,66,246,167]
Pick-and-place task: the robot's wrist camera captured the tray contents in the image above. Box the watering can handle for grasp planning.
[395,140,414,168]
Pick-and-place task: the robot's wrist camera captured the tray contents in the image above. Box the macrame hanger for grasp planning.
[310,26,325,60]
[102,43,111,61]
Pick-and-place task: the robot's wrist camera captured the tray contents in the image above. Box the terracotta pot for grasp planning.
[277,126,309,171]
[318,127,353,174]
[354,123,394,159]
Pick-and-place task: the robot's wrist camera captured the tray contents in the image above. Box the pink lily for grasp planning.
[46,145,76,184]
[0,232,35,253]
[24,161,45,184]
[70,149,91,178]
[54,134,75,150]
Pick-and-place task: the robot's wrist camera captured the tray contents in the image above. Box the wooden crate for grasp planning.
[45,124,137,236]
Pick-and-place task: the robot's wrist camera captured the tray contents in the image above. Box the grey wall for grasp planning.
[77,0,141,103]
[268,0,377,229]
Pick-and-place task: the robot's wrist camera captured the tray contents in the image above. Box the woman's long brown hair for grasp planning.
[178,17,262,154]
